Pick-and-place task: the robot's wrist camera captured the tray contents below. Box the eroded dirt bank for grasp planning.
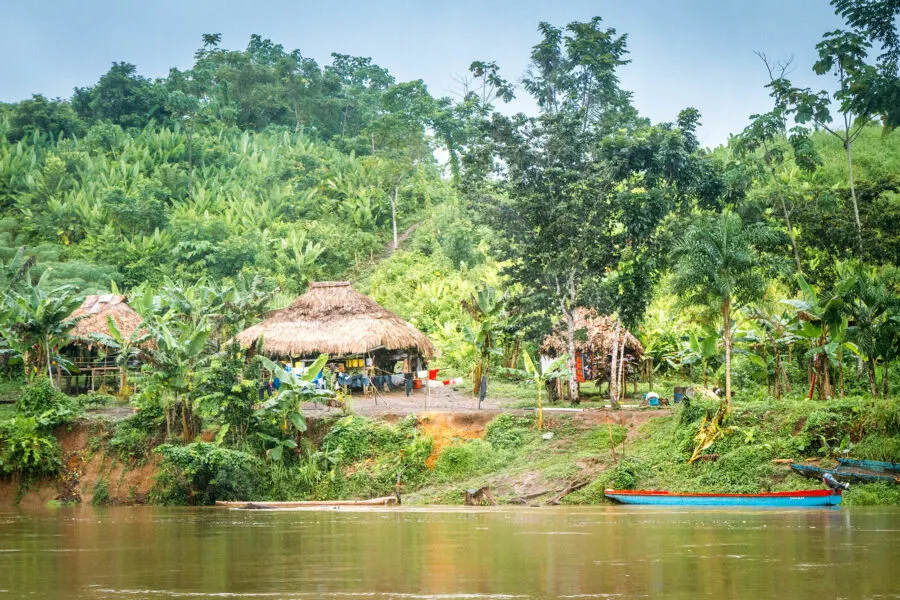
[0,408,666,508]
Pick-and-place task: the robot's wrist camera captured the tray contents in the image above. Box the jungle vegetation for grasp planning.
[0,0,899,502]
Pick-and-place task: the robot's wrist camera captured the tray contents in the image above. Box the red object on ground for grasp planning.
[413,379,422,389]
[428,369,440,380]
[442,379,450,385]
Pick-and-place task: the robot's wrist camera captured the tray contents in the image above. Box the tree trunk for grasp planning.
[771,168,802,273]
[537,383,543,430]
[838,352,844,401]
[617,335,626,402]
[774,352,781,400]
[557,271,580,404]
[564,307,579,403]
[723,298,732,411]
[45,335,55,389]
[609,324,620,409]
[845,140,864,260]
[392,186,399,250]
[181,395,192,443]
[868,357,879,400]
[188,121,194,199]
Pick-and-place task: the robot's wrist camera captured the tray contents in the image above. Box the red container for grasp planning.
[413,379,422,390]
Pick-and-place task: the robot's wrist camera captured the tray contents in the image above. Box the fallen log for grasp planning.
[509,488,557,504]
[464,486,497,506]
[215,496,398,509]
[545,479,591,505]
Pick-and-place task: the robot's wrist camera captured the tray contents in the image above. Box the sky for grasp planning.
[1,0,845,148]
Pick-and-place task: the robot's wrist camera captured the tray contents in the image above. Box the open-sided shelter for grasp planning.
[235,281,435,392]
[64,294,150,393]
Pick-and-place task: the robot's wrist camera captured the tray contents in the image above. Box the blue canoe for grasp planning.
[604,489,842,507]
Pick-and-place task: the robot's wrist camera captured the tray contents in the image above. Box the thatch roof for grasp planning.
[235,281,436,359]
[68,294,149,346]
[541,308,644,358]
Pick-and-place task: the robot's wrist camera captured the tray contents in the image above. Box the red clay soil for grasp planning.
[0,407,669,507]
[0,421,160,508]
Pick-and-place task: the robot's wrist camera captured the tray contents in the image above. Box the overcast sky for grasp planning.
[1,0,845,147]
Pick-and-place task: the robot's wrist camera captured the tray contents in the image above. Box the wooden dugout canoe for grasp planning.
[215,496,398,509]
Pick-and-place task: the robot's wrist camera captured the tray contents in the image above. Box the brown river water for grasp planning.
[1,505,898,599]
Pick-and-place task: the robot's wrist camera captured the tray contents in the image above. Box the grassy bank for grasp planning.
[2,378,899,507]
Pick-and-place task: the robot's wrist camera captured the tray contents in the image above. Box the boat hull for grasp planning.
[604,489,842,507]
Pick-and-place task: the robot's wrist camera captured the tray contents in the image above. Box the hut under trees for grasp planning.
[235,281,435,393]
[541,308,644,403]
[64,294,149,393]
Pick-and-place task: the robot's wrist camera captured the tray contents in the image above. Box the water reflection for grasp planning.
[0,506,897,599]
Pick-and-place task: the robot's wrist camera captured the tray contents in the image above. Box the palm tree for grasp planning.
[670,210,773,410]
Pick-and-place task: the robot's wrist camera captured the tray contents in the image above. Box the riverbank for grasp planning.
[2,394,899,508]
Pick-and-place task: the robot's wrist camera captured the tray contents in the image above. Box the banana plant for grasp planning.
[141,316,213,441]
[685,328,720,388]
[88,315,151,396]
[782,274,852,399]
[461,286,508,397]
[1,270,83,386]
[257,354,330,438]
[521,351,569,430]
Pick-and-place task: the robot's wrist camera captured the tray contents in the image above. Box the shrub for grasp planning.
[17,377,80,426]
[0,416,62,477]
[485,413,534,450]
[106,405,164,461]
[322,415,417,464]
[433,440,498,479]
[151,442,263,505]
[76,393,117,409]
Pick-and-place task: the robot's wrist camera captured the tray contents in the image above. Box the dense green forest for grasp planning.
[0,1,899,503]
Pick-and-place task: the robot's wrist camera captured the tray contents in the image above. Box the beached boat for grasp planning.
[837,458,900,473]
[604,489,842,507]
[215,496,398,509]
[791,458,900,485]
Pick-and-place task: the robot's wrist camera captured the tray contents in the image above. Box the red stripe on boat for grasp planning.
[604,489,837,497]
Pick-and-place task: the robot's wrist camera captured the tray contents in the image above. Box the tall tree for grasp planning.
[768,30,878,259]
[479,18,635,403]
[670,210,774,409]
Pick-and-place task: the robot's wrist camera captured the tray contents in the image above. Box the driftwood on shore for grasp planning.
[464,486,497,506]
[215,496,398,509]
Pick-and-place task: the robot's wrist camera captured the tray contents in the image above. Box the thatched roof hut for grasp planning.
[541,308,644,358]
[235,281,436,359]
[68,294,148,346]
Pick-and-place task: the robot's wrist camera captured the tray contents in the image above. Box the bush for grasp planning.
[76,393,117,409]
[433,439,499,479]
[151,442,263,505]
[103,405,164,461]
[0,416,62,477]
[322,415,418,464]
[17,377,80,426]
[485,413,535,450]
